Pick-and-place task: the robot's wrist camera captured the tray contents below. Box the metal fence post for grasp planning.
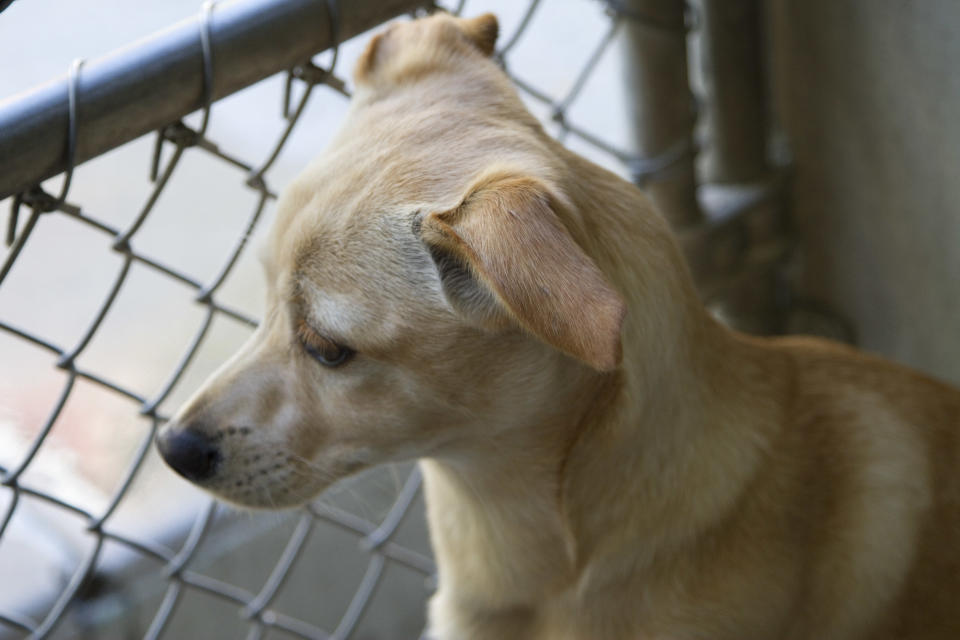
[697,0,767,184]
[616,0,701,228]
[616,0,799,334]
[696,0,785,334]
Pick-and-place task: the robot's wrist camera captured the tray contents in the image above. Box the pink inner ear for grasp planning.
[427,176,626,371]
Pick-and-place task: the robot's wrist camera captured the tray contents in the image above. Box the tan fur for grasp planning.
[158,13,960,639]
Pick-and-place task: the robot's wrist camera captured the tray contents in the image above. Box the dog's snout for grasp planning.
[156,427,221,482]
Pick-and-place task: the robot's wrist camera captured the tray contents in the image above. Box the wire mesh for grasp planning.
[0,0,697,638]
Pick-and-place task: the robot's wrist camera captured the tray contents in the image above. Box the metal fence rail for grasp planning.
[0,0,427,201]
[0,0,704,637]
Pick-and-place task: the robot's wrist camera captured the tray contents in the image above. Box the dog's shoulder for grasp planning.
[731,332,960,470]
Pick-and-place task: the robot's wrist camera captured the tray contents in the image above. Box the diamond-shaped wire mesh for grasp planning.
[0,0,687,637]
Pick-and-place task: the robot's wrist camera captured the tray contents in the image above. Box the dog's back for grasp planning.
[767,336,960,639]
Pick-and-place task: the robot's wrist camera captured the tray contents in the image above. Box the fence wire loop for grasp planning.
[252,0,342,187]
[56,58,84,207]
[282,0,340,119]
[149,1,217,183]
[197,0,218,137]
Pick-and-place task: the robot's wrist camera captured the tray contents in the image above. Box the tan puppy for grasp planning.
[157,13,960,640]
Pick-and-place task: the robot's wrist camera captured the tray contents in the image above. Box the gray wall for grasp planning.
[767,0,960,386]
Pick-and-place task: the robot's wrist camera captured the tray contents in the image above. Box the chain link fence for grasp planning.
[0,0,726,637]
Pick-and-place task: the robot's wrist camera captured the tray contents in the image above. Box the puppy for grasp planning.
[157,13,960,640]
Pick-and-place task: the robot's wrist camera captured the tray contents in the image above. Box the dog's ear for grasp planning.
[456,13,499,57]
[417,174,625,371]
[354,28,390,86]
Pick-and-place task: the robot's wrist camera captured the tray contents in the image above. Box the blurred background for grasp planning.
[0,0,957,638]
[766,1,960,383]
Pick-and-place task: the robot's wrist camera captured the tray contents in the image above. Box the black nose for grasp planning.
[156,428,221,482]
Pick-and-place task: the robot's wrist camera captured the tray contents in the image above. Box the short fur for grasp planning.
[159,13,960,639]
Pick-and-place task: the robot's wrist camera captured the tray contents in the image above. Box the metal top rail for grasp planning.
[0,0,427,201]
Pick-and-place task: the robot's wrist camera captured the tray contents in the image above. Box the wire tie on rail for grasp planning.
[149,1,216,182]
[53,58,84,208]
[281,0,339,119]
[196,0,217,137]
[6,58,83,245]
[309,0,341,87]
[304,0,341,84]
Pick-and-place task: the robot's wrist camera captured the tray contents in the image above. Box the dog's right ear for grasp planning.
[354,28,389,86]
[415,173,626,372]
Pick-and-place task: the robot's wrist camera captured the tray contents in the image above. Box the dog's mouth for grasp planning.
[156,426,374,509]
[157,427,292,506]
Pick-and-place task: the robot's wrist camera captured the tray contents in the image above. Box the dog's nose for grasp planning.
[156,427,221,482]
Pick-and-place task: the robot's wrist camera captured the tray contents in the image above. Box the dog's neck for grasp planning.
[550,152,781,585]
[421,151,778,615]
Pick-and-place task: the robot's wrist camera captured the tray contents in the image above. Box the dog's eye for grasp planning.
[297,322,355,368]
[304,340,354,367]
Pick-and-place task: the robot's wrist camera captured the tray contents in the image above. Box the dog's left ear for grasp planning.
[418,174,626,371]
[456,13,499,57]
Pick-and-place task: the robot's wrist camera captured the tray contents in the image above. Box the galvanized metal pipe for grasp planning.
[0,0,426,201]
[616,0,702,227]
[698,0,768,183]
[695,0,785,334]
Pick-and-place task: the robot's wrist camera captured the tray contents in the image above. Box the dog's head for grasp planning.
[156,13,626,508]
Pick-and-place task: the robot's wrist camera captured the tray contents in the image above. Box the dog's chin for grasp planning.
[200,453,374,511]
[205,479,329,511]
